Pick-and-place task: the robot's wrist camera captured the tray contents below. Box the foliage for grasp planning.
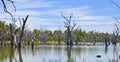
[0,21,118,45]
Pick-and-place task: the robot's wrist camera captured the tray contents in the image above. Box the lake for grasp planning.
[0,44,120,62]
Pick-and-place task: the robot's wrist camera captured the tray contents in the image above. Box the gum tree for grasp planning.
[61,12,76,46]
[1,0,29,48]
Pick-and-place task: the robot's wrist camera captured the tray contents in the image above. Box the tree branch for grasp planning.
[113,17,120,24]
[1,0,16,21]
[112,0,120,9]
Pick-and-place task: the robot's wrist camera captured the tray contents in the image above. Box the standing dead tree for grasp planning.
[112,18,119,46]
[111,0,120,46]
[61,12,76,46]
[1,0,29,48]
[18,15,29,48]
[1,0,16,47]
[53,30,62,45]
[72,28,80,45]
[39,30,47,45]
[1,0,16,21]
[93,32,98,45]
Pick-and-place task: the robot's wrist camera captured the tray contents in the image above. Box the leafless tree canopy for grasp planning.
[61,12,76,31]
[112,0,120,9]
[1,0,16,21]
[61,12,76,46]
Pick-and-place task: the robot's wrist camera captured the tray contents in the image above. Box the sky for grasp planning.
[0,0,120,33]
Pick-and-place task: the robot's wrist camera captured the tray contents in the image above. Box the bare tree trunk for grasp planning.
[58,35,61,45]
[75,35,79,45]
[112,20,119,46]
[9,24,15,47]
[18,48,23,62]
[18,15,29,48]
[61,12,76,47]
[1,0,16,47]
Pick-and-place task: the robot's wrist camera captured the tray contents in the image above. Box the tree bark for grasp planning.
[18,15,29,48]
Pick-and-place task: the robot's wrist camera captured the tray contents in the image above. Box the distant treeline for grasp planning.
[0,21,119,45]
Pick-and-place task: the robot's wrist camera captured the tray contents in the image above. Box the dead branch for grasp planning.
[112,0,120,9]
[1,0,16,21]
[113,17,120,24]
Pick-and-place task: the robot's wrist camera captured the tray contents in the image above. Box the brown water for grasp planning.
[0,44,120,62]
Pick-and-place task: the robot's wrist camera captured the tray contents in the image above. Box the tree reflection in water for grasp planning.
[9,47,16,62]
[105,45,120,62]
[67,46,72,62]
[112,46,119,62]
[31,47,34,56]
[18,48,23,62]
[105,46,108,54]
[9,47,23,62]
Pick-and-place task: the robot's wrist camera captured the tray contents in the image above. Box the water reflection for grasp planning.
[31,47,34,56]
[112,46,119,62]
[0,44,120,62]
[9,47,16,62]
[18,48,23,62]
[104,45,120,62]
[67,46,72,62]
[105,46,108,54]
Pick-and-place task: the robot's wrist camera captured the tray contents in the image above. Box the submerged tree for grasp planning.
[112,19,119,46]
[53,30,62,45]
[18,15,29,48]
[61,12,76,46]
[112,0,120,46]
[1,0,29,48]
[39,30,47,44]
[1,0,16,47]
[72,28,81,45]
[93,31,98,45]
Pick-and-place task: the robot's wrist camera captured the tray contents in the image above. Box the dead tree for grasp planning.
[18,15,29,48]
[40,31,47,45]
[27,31,33,45]
[73,28,80,45]
[57,32,61,45]
[75,35,79,45]
[112,19,119,46]
[53,30,62,45]
[93,32,98,45]
[112,1,120,46]
[61,12,76,46]
[1,0,16,47]
[1,0,16,21]
[1,0,29,48]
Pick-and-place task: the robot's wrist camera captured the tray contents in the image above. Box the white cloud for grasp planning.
[15,10,41,17]
[40,6,91,16]
[75,16,112,21]
[77,21,113,25]
[14,0,55,9]
[0,0,114,33]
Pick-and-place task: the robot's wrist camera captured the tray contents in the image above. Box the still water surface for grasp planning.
[0,44,120,62]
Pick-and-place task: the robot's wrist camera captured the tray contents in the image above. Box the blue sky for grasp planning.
[0,0,120,33]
